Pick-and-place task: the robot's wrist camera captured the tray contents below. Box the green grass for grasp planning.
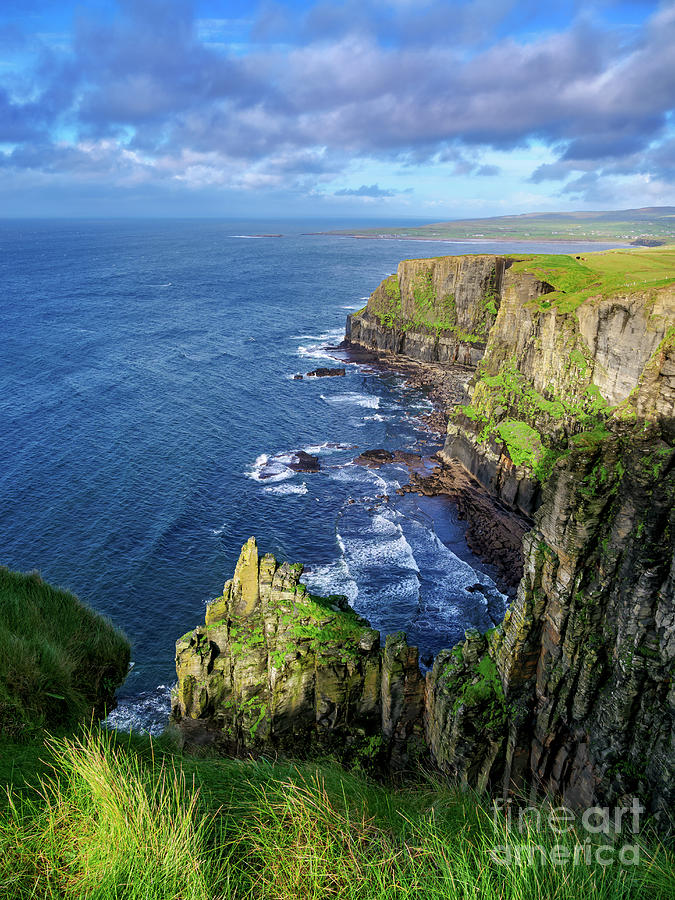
[1,728,673,899]
[508,247,675,313]
[0,568,130,734]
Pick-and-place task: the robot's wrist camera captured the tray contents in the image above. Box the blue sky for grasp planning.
[0,0,673,218]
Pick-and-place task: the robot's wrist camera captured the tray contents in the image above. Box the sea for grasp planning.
[0,219,622,733]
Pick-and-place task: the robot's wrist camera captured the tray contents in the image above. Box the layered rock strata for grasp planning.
[346,254,503,367]
[347,249,675,825]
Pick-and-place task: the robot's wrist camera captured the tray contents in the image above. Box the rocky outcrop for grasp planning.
[305,367,346,377]
[172,538,424,768]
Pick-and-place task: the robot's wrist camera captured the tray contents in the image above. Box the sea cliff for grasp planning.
[175,248,674,826]
[172,537,425,770]
[348,247,675,822]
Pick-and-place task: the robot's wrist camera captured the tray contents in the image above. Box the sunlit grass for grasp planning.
[1,728,673,899]
[508,247,675,312]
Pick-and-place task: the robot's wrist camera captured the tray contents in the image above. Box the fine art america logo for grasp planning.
[490,798,644,867]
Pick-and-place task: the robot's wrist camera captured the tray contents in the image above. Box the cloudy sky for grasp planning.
[1,0,674,217]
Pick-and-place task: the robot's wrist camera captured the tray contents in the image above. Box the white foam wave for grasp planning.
[245,452,295,484]
[301,559,358,604]
[297,345,337,361]
[321,392,380,409]
[303,442,354,455]
[264,482,308,496]
[342,525,420,573]
[293,329,344,343]
[411,399,435,412]
[295,328,344,361]
[328,466,360,483]
[104,684,172,736]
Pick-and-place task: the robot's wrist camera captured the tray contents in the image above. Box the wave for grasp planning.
[295,328,345,362]
[104,684,172,736]
[410,399,435,412]
[301,559,358,604]
[264,482,308,496]
[245,452,296,484]
[343,512,421,574]
[321,392,380,409]
[246,446,325,484]
[297,345,338,362]
[303,441,355,455]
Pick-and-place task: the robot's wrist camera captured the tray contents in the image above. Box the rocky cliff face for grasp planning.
[347,254,503,367]
[347,249,675,825]
[172,538,425,767]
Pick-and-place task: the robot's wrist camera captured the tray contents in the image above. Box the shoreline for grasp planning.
[331,337,528,596]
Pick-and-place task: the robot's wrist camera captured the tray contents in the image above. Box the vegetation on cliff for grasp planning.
[348,248,674,824]
[449,247,674,486]
[509,247,675,313]
[0,568,130,736]
[172,538,425,768]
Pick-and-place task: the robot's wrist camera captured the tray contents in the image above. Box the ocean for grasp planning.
[0,219,620,732]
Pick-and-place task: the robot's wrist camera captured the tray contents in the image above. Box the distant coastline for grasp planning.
[305,206,675,246]
[307,232,634,246]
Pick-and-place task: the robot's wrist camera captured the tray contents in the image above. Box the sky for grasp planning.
[0,0,674,218]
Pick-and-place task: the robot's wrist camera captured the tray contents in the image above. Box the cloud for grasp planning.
[334,183,405,197]
[0,0,673,207]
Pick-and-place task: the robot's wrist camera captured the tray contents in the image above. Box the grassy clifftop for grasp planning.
[509,246,675,313]
[2,728,674,899]
[0,567,130,735]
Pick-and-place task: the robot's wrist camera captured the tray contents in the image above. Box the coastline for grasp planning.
[331,337,528,596]
[308,233,634,246]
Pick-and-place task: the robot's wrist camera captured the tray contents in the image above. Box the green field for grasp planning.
[331,207,675,244]
[506,246,675,313]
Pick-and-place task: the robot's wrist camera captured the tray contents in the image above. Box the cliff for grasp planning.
[0,568,130,735]
[348,249,674,516]
[347,254,503,367]
[348,247,675,824]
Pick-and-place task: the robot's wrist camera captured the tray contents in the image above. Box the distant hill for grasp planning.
[331,207,675,243]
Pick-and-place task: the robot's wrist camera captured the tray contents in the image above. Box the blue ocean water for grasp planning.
[0,219,621,732]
